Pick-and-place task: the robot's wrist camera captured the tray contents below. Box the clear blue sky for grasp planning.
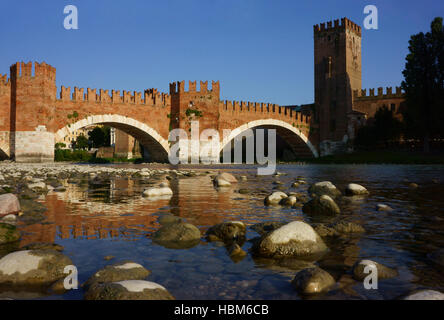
[0,0,442,105]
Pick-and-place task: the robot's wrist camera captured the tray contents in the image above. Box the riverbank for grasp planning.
[0,162,443,300]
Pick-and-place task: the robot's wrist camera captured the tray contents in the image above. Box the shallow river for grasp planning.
[6,164,444,300]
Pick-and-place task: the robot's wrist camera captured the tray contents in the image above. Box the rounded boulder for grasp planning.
[252,221,328,259]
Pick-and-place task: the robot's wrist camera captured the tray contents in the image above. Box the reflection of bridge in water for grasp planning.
[19,174,243,245]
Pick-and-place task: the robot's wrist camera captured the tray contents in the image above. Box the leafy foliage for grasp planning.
[73,134,89,150]
[401,17,444,152]
[54,149,91,162]
[88,126,111,148]
[185,108,203,118]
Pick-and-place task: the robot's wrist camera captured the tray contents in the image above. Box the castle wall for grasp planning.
[0,74,11,158]
[218,100,314,157]
[55,86,171,138]
[2,60,320,162]
[353,87,405,119]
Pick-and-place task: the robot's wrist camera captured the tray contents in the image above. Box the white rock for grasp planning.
[265,191,288,205]
[114,280,166,292]
[27,182,46,190]
[404,290,444,300]
[345,183,369,196]
[0,194,20,216]
[215,178,231,187]
[1,214,17,223]
[377,204,393,211]
[269,221,318,244]
[115,262,145,270]
[315,181,336,189]
[216,173,237,184]
[143,187,173,198]
[0,251,43,276]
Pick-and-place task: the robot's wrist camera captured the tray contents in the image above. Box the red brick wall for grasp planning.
[3,61,319,160]
[10,62,57,132]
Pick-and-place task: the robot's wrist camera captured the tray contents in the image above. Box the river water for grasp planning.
[8,164,444,300]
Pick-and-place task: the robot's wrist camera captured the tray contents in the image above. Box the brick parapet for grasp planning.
[314,17,361,36]
[353,86,404,101]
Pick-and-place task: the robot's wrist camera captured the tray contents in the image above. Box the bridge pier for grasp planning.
[13,126,55,163]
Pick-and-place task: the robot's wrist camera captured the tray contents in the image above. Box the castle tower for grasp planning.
[314,18,362,155]
[169,80,221,133]
[10,62,57,162]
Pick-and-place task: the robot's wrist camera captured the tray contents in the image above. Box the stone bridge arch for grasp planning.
[220,119,319,159]
[55,114,170,162]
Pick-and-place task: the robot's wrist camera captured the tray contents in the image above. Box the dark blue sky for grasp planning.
[0,0,442,105]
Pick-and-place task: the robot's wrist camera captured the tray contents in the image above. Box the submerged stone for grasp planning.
[83,261,151,289]
[206,221,246,243]
[0,223,20,245]
[352,259,398,281]
[152,222,201,249]
[302,195,341,215]
[291,267,336,295]
[84,280,174,300]
[308,181,341,199]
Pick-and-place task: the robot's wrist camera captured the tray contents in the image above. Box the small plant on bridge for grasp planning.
[67,111,79,120]
[185,108,203,118]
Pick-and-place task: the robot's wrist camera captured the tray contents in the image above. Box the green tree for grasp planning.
[401,17,444,152]
[55,142,66,150]
[88,127,105,148]
[88,126,111,148]
[74,134,89,150]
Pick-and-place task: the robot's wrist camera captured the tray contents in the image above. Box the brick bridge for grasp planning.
[0,61,318,162]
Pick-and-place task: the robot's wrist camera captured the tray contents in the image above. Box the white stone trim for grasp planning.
[220,119,319,158]
[54,114,169,153]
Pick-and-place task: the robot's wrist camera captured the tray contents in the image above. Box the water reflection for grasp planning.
[9,164,444,299]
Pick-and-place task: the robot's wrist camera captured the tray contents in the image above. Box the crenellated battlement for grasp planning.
[58,85,171,107]
[353,86,404,100]
[0,74,10,96]
[314,17,361,36]
[0,74,9,86]
[9,61,56,81]
[169,80,220,95]
[219,100,311,124]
